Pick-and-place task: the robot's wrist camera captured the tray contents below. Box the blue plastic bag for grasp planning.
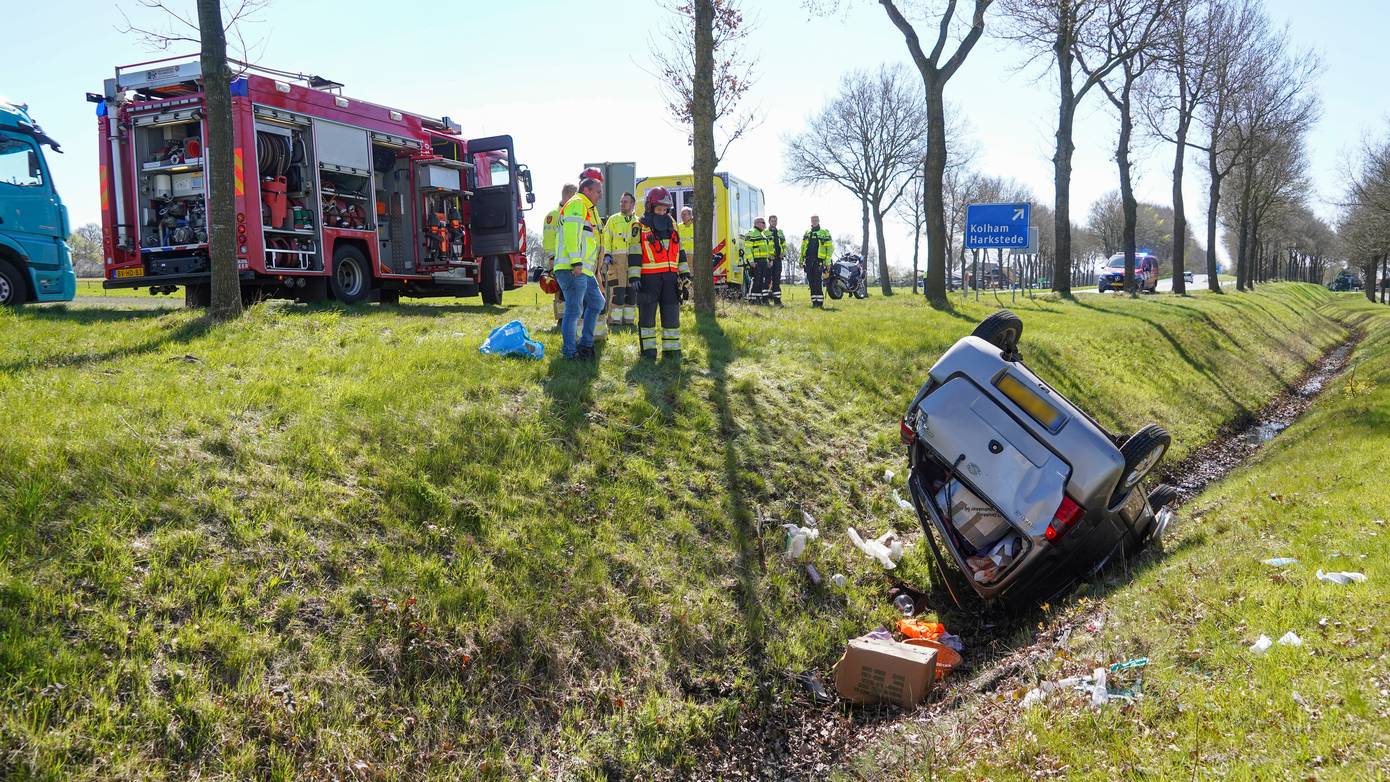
[479,319,545,360]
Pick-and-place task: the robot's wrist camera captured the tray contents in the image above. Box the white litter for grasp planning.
[1249,634,1273,654]
[1020,688,1045,708]
[1088,668,1109,707]
[1277,631,1303,647]
[847,527,897,570]
[830,573,847,587]
[883,469,896,483]
[781,524,820,561]
[1316,569,1367,585]
[891,489,913,511]
[800,509,817,528]
[1262,557,1298,567]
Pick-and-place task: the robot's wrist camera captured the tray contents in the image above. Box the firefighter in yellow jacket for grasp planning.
[629,187,689,360]
[601,192,639,328]
[542,183,577,323]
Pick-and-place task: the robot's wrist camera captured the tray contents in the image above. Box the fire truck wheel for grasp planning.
[0,259,26,306]
[183,283,211,308]
[330,245,372,304]
[480,256,505,306]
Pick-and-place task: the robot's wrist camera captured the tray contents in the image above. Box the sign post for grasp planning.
[965,203,1031,303]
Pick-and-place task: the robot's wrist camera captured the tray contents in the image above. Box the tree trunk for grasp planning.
[1204,146,1224,293]
[860,198,870,265]
[1052,41,1076,297]
[873,207,892,295]
[690,0,717,314]
[1116,82,1139,297]
[911,209,921,295]
[1171,118,1189,294]
[1235,161,1253,292]
[198,0,243,320]
[923,89,949,305]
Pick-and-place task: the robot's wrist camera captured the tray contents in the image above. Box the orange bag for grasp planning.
[897,618,946,641]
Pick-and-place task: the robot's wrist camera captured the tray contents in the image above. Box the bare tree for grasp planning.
[1144,0,1220,294]
[876,0,993,305]
[1000,0,1156,296]
[652,0,757,314]
[1094,0,1170,296]
[1087,189,1126,257]
[784,65,928,294]
[897,108,975,294]
[119,0,267,319]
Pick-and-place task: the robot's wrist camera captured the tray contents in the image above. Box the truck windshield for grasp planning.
[0,136,44,188]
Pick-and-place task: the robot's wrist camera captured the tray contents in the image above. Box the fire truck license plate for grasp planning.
[114,268,144,279]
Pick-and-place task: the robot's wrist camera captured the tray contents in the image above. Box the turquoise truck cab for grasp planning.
[0,100,74,305]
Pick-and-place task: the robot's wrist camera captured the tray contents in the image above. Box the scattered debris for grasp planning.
[798,671,834,704]
[1316,569,1367,585]
[834,635,937,708]
[830,573,847,588]
[804,564,822,586]
[847,527,898,569]
[479,320,544,359]
[892,594,916,616]
[1277,631,1304,647]
[891,489,913,512]
[1262,557,1298,567]
[883,469,896,483]
[800,509,817,528]
[781,524,819,560]
[1250,635,1273,654]
[1108,657,1149,672]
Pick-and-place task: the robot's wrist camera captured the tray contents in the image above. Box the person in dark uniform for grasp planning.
[629,187,690,360]
[802,215,833,308]
[767,214,787,306]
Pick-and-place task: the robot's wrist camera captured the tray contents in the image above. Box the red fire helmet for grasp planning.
[580,167,604,183]
[644,187,673,211]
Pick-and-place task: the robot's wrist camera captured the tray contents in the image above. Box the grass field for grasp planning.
[0,283,1360,779]
[841,294,1390,781]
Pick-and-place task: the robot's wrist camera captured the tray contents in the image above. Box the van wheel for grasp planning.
[0,259,27,306]
[330,245,371,304]
[1147,483,1179,511]
[971,309,1024,353]
[480,256,505,305]
[1113,425,1171,504]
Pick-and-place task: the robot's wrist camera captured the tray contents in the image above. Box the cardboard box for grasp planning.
[936,480,1011,552]
[833,637,937,708]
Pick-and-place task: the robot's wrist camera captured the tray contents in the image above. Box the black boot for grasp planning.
[662,350,681,362]
[642,348,658,360]
[578,345,596,360]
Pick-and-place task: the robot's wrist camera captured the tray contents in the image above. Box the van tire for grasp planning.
[480,256,504,305]
[1147,483,1179,511]
[0,259,26,306]
[1113,425,1171,503]
[971,309,1024,353]
[330,245,371,304]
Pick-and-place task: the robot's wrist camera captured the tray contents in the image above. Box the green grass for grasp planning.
[840,293,1390,781]
[0,284,1356,779]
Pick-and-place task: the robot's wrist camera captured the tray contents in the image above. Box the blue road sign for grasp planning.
[965,203,1032,250]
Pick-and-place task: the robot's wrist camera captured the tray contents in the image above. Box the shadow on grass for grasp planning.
[695,310,774,702]
[0,314,214,374]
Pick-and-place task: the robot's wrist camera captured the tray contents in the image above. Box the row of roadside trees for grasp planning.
[778,0,1327,304]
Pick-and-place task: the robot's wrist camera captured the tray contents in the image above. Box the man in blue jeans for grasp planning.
[553,175,606,359]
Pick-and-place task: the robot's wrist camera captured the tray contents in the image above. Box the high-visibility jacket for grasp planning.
[742,228,772,261]
[628,213,689,278]
[767,227,787,260]
[602,211,639,283]
[554,193,600,276]
[541,206,563,257]
[677,220,694,250]
[802,228,833,264]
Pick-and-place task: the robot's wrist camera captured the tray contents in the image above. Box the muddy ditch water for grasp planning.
[679,332,1362,782]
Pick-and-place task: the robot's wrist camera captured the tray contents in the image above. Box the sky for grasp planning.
[4,0,1386,272]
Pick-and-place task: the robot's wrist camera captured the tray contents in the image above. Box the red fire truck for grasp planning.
[93,56,535,305]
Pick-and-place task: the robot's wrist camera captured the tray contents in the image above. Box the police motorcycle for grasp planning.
[827,253,868,300]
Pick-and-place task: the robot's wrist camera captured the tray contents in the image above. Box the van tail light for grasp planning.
[1044,496,1085,543]
[900,417,917,446]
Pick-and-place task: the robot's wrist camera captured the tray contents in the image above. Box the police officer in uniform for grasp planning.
[802,215,833,308]
[767,214,787,306]
[743,217,772,304]
[629,188,689,360]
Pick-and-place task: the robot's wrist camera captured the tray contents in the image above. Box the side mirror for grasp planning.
[526,191,536,205]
